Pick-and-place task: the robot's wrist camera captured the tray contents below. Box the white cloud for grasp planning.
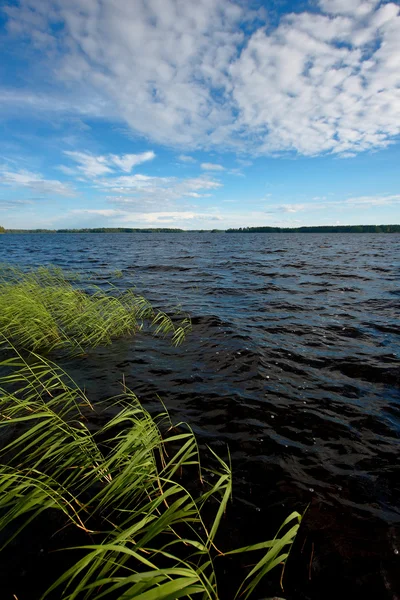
[318,0,378,17]
[57,165,77,176]
[346,194,400,206]
[0,88,111,119]
[0,199,33,210]
[178,155,196,163]
[270,194,400,214]
[108,152,155,172]
[201,163,225,171]
[0,168,75,196]
[101,174,222,209]
[63,150,155,177]
[46,0,243,146]
[70,208,222,225]
[236,158,253,167]
[227,168,244,177]
[230,3,400,155]
[70,209,123,218]
[130,211,221,224]
[281,204,306,213]
[64,152,113,177]
[3,0,400,156]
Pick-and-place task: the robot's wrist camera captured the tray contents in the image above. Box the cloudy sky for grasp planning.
[0,0,399,229]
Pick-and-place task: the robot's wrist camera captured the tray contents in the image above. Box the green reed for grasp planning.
[0,265,191,354]
[0,350,301,600]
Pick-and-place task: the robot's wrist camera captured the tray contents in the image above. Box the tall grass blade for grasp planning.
[0,265,191,355]
[0,349,301,599]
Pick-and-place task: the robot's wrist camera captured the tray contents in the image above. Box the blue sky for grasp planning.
[0,0,399,229]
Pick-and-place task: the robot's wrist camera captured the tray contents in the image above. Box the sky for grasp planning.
[0,0,399,230]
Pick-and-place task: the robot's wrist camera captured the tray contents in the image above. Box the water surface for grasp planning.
[1,232,399,598]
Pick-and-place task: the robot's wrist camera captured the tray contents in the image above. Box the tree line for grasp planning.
[2,227,185,234]
[226,225,400,233]
[1,225,400,234]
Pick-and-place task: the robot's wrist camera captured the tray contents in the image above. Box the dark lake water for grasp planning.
[1,232,399,599]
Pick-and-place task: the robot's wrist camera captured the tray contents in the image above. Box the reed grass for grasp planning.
[0,350,301,599]
[0,265,191,354]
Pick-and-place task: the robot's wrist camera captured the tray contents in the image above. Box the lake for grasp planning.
[1,232,399,599]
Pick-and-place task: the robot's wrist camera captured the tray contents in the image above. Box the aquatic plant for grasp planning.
[0,265,191,354]
[0,351,301,599]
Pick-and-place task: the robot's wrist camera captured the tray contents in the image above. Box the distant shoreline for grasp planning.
[1,225,400,234]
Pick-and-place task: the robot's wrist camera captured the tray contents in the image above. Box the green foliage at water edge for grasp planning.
[0,266,191,354]
[0,349,301,599]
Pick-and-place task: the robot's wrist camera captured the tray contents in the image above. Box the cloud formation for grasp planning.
[231,1,400,155]
[0,199,33,210]
[178,155,196,163]
[345,194,400,206]
[274,194,400,214]
[70,208,222,225]
[102,174,222,210]
[201,163,225,171]
[0,149,222,218]
[2,0,400,156]
[0,168,75,197]
[64,151,155,177]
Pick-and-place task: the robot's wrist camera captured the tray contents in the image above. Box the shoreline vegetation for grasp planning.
[1,224,400,234]
[0,266,301,599]
[0,265,192,354]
